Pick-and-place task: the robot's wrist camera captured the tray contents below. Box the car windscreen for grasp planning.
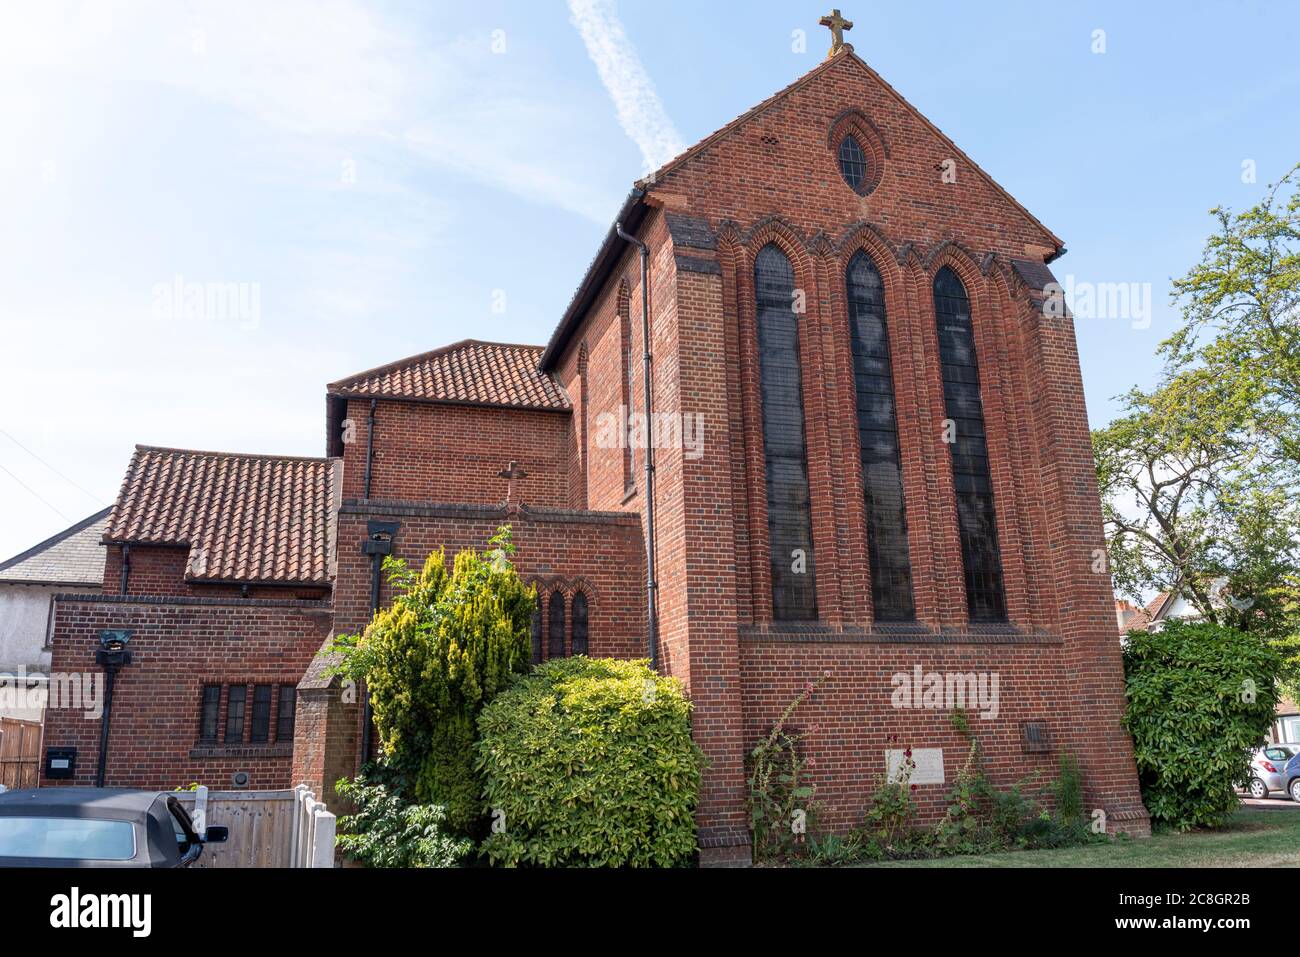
[1265,747,1296,761]
[0,816,137,861]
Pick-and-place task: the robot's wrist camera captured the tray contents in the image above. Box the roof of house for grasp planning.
[328,339,570,412]
[540,46,1065,371]
[1115,598,1152,634]
[0,508,111,587]
[104,446,339,586]
[1145,591,1175,623]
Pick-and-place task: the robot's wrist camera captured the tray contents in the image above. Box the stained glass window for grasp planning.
[933,267,1007,622]
[846,251,915,620]
[755,243,817,620]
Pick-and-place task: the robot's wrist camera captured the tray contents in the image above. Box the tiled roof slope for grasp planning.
[0,508,111,586]
[104,446,339,585]
[328,339,570,411]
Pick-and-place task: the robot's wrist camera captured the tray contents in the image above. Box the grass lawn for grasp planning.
[863,807,1300,868]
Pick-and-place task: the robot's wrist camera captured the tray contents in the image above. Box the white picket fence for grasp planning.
[177,784,336,868]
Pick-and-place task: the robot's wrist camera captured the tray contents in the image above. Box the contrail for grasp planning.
[567,0,686,176]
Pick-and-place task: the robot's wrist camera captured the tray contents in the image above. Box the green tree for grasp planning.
[1165,162,1300,466]
[329,528,535,836]
[1094,371,1299,639]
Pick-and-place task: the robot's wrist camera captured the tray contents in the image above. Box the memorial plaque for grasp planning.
[885,747,945,785]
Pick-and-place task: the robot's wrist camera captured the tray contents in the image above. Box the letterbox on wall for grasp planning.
[44,747,76,780]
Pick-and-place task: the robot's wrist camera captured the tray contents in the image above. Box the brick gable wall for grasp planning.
[546,53,1149,857]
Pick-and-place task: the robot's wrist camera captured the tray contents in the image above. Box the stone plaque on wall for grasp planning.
[885,748,945,786]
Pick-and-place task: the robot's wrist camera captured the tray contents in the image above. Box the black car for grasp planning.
[0,788,227,868]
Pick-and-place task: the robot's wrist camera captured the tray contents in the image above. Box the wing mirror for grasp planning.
[203,825,229,844]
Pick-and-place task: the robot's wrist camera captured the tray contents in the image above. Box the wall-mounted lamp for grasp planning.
[94,629,134,787]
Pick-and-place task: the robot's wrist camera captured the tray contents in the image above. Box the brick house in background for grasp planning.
[42,41,1151,859]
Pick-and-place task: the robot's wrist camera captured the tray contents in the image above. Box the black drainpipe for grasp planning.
[360,521,399,763]
[363,399,377,499]
[615,222,658,671]
[119,544,131,595]
[94,630,133,787]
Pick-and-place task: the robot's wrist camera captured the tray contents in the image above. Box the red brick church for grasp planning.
[42,28,1151,862]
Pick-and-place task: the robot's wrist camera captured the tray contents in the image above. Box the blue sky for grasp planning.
[1,0,1297,560]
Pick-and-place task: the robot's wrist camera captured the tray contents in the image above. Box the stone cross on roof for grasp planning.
[819,8,854,58]
[497,460,528,510]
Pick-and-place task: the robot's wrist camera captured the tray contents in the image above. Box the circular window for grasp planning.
[838,136,868,191]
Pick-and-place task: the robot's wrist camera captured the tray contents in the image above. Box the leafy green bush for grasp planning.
[1123,619,1281,830]
[476,657,703,867]
[329,528,534,836]
[335,770,473,868]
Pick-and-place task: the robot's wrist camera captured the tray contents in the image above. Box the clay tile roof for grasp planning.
[104,446,340,586]
[328,339,570,411]
[1144,591,1174,622]
[0,508,111,586]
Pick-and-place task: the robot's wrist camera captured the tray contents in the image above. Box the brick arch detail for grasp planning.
[826,109,888,197]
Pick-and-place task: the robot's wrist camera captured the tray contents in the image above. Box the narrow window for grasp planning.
[838,136,868,191]
[571,592,589,656]
[548,591,566,659]
[933,266,1007,621]
[276,685,296,742]
[199,685,221,745]
[846,251,915,621]
[755,243,817,620]
[620,285,635,493]
[224,685,247,744]
[530,601,543,665]
[249,684,272,743]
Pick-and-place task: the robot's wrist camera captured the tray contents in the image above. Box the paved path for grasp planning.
[1239,796,1300,810]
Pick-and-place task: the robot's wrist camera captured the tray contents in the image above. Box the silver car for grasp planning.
[1246,745,1297,799]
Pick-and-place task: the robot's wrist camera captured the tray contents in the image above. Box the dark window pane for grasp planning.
[199,685,220,745]
[548,591,566,659]
[250,684,272,744]
[530,601,543,665]
[571,592,589,656]
[847,251,915,621]
[755,243,817,620]
[276,685,296,742]
[933,266,1006,622]
[839,136,868,191]
[224,685,247,744]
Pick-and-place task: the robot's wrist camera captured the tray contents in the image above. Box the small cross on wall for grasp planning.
[497,459,528,509]
[819,8,854,59]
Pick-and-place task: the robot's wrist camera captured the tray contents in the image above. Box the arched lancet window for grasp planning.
[571,592,589,656]
[933,266,1006,622]
[755,243,817,620]
[548,590,567,659]
[530,600,542,665]
[619,282,635,493]
[846,250,915,621]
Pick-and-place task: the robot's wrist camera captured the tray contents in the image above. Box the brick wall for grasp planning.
[337,397,571,507]
[332,502,646,660]
[41,594,332,790]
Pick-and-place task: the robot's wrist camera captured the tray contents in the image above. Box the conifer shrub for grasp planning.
[329,529,534,837]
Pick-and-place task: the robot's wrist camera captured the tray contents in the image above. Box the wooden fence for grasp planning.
[174,784,336,868]
[0,717,41,790]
